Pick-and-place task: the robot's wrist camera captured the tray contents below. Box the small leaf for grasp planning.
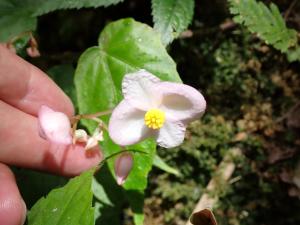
[228,0,298,53]
[28,170,95,225]
[153,154,181,177]
[152,0,195,45]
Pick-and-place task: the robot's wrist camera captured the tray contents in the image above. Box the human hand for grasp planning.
[0,45,102,225]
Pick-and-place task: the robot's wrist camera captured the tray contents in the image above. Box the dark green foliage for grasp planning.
[228,0,298,53]
[152,0,195,45]
[0,0,124,41]
[48,64,77,109]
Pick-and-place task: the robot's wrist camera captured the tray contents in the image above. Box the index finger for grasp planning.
[0,45,74,116]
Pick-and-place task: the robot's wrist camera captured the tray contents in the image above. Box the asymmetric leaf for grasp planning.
[28,170,94,225]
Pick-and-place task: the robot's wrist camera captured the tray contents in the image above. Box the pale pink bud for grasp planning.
[74,129,88,143]
[38,105,72,145]
[114,153,133,185]
[26,35,40,57]
[26,47,40,57]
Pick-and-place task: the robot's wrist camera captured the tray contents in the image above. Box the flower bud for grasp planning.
[38,105,72,145]
[114,153,133,185]
[26,46,40,57]
[74,129,88,143]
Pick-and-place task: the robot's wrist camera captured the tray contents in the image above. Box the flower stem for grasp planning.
[95,149,147,172]
[79,109,113,119]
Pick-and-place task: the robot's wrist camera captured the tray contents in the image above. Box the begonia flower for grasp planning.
[38,105,72,145]
[114,153,134,185]
[108,70,206,148]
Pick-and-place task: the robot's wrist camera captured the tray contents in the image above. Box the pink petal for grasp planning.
[156,82,206,122]
[114,153,134,185]
[38,105,72,145]
[108,100,151,146]
[26,47,40,58]
[156,118,186,148]
[122,70,161,110]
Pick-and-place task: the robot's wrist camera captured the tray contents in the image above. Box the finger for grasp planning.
[0,163,26,225]
[0,100,102,176]
[0,44,73,116]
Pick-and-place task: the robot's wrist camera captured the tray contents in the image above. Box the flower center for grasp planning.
[144,109,165,129]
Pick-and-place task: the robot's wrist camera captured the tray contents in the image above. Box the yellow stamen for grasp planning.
[144,109,165,129]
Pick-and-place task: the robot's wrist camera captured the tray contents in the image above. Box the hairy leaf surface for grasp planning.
[152,0,194,45]
[229,0,297,52]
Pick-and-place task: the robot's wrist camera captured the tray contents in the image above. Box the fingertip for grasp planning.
[43,143,103,176]
[0,164,27,225]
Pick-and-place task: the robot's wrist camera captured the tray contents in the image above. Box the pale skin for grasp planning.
[0,45,102,225]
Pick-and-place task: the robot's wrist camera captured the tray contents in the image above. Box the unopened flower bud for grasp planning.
[26,46,40,57]
[74,129,88,143]
[38,105,72,145]
[114,153,133,185]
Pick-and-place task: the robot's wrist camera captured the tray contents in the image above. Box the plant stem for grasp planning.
[95,149,147,172]
[80,109,113,119]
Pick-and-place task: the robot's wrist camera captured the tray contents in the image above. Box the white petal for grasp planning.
[108,100,150,146]
[38,105,72,145]
[156,82,206,122]
[90,127,104,142]
[122,70,161,110]
[85,137,99,151]
[156,118,186,148]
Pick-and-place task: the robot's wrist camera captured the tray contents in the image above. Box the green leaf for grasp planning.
[287,47,300,62]
[0,0,37,42]
[228,0,298,53]
[33,0,124,16]
[93,165,124,225]
[75,18,181,224]
[152,0,195,45]
[28,170,94,225]
[0,0,124,42]
[153,154,181,177]
[13,168,68,209]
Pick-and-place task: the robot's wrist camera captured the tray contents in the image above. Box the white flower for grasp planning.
[38,105,72,145]
[108,70,206,148]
